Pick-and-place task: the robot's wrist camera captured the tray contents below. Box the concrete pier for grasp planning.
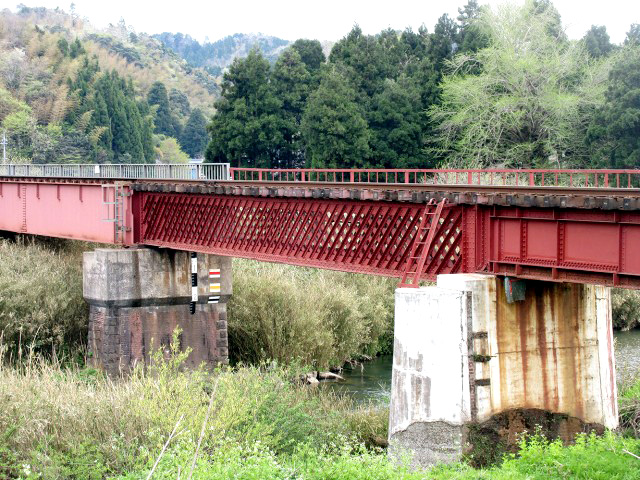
[389,274,617,467]
[83,248,231,375]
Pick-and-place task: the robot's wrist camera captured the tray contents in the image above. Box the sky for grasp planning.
[4,0,639,44]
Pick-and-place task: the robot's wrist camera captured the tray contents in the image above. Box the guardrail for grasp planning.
[0,163,231,181]
[230,168,640,188]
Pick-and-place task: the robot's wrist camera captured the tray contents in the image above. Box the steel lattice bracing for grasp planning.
[4,167,640,288]
[137,192,463,279]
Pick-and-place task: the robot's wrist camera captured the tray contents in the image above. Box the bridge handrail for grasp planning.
[230,167,640,188]
[2,164,639,188]
[0,163,232,181]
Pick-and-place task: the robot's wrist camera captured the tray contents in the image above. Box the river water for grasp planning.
[329,330,640,404]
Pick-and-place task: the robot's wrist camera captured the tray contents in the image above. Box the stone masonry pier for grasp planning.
[83,247,231,375]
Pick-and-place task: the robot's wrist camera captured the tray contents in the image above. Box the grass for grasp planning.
[1,237,640,478]
[0,237,87,359]
[1,336,639,479]
[0,331,390,478]
[229,258,396,368]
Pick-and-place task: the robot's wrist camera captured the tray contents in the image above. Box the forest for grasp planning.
[206,0,640,170]
[0,5,214,164]
[2,1,639,171]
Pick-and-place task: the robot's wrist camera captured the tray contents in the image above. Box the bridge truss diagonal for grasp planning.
[137,192,463,279]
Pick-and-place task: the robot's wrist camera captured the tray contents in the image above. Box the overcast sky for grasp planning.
[6,0,639,44]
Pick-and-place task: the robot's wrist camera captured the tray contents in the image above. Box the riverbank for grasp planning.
[0,343,639,479]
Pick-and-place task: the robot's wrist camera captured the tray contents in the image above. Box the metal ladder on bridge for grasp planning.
[399,198,446,288]
[101,183,129,243]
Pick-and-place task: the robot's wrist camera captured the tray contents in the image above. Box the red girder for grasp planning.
[137,192,462,279]
[3,175,640,289]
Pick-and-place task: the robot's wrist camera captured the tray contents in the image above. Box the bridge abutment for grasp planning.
[83,248,231,375]
[389,274,618,468]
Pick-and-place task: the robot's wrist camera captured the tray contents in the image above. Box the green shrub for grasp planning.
[620,372,640,437]
[229,259,396,368]
[0,237,87,356]
[612,288,640,331]
[0,336,388,476]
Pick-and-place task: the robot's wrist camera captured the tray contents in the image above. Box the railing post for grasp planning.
[350,171,355,183]
[467,171,472,185]
[529,172,534,186]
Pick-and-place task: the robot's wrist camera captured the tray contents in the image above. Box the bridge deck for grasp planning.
[2,165,640,289]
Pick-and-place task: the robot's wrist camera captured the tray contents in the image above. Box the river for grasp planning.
[329,330,640,403]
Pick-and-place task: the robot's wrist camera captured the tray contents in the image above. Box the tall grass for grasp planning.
[3,339,638,479]
[612,288,640,330]
[0,237,87,357]
[0,332,389,477]
[229,259,396,367]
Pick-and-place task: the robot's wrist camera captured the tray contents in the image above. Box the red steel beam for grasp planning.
[137,192,462,279]
[3,177,640,289]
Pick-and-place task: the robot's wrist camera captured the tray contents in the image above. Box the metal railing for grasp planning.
[2,164,639,189]
[0,163,231,181]
[230,168,640,189]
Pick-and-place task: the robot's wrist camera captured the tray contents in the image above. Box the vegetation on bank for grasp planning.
[229,259,396,367]
[0,340,639,479]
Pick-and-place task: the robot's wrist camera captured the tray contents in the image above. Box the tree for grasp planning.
[457,0,489,54]
[329,25,393,98]
[206,48,281,167]
[583,25,614,58]
[368,77,428,168]
[587,47,640,168]
[626,24,640,46]
[301,67,370,168]
[155,135,189,163]
[431,1,608,168]
[180,108,208,158]
[291,39,325,76]
[429,14,459,69]
[272,49,312,168]
[147,81,176,137]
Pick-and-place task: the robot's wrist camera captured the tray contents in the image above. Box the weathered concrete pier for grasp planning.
[389,274,618,467]
[83,248,231,374]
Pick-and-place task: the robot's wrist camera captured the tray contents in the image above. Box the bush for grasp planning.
[0,237,87,356]
[620,372,640,437]
[0,335,388,476]
[612,288,640,330]
[228,259,396,367]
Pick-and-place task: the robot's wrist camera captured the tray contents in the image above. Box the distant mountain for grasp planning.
[154,32,291,76]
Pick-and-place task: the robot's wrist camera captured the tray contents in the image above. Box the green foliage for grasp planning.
[583,25,615,59]
[620,373,640,437]
[228,259,395,368]
[67,60,155,163]
[147,81,180,138]
[179,108,208,158]
[272,48,313,168]
[0,238,87,356]
[301,67,370,168]
[206,48,282,167]
[432,1,610,168]
[154,134,189,163]
[291,39,326,76]
[587,46,640,168]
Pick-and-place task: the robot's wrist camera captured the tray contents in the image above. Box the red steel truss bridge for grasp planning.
[2,164,640,288]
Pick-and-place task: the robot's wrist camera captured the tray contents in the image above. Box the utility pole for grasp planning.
[1,130,6,164]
